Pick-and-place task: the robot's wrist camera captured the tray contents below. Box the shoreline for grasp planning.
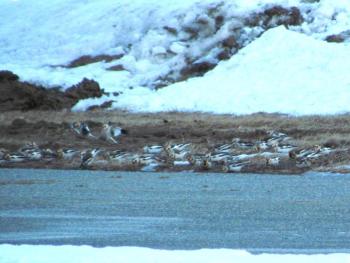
[1,111,350,174]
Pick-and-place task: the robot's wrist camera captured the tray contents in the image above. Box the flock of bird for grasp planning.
[0,122,335,173]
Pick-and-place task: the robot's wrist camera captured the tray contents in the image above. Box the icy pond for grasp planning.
[0,168,350,253]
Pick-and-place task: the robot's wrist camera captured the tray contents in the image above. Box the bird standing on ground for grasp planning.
[70,122,81,135]
[80,122,95,138]
[100,122,127,144]
[71,122,96,138]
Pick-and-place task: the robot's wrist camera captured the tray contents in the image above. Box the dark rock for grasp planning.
[222,36,238,48]
[247,6,303,28]
[112,92,122,96]
[301,0,320,2]
[217,49,231,60]
[180,61,216,79]
[263,6,303,27]
[325,34,345,43]
[0,71,19,82]
[65,78,104,100]
[183,26,199,38]
[163,26,178,35]
[0,71,105,111]
[107,64,125,71]
[325,30,350,43]
[197,16,210,25]
[0,76,65,111]
[153,77,175,90]
[66,54,123,68]
[87,100,114,111]
[215,15,224,29]
[174,6,303,82]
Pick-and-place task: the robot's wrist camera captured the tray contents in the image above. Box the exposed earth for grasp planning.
[1,71,350,174]
[0,71,104,111]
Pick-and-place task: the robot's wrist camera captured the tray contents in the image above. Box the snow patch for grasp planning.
[0,245,350,263]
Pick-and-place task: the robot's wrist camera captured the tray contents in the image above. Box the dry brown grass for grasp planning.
[2,110,350,173]
[2,110,350,126]
[1,110,350,149]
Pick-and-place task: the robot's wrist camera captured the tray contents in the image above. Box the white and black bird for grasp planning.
[232,138,255,149]
[109,151,136,166]
[18,142,42,161]
[100,122,127,144]
[80,122,95,138]
[132,154,161,166]
[171,143,191,152]
[143,145,164,154]
[71,122,95,138]
[57,148,80,160]
[206,152,232,164]
[289,145,322,160]
[265,130,291,146]
[18,142,39,152]
[222,160,250,172]
[80,148,101,168]
[3,153,27,163]
[169,150,190,161]
[164,142,191,155]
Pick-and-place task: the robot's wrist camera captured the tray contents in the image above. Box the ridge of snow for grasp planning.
[76,26,350,115]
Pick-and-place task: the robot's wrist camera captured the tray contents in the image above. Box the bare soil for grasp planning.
[0,71,104,111]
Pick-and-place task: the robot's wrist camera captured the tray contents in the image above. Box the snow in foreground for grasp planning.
[1,0,350,114]
[1,245,350,263]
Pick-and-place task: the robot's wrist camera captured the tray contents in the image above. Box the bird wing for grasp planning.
[111,127,122,137]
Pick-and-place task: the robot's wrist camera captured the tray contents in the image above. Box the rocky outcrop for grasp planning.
[66,54,123,68]
[58,5,304,91]
[0,71,104,111]
[65,78,103,101]
[325,30,350,43]
[250,6,303,28]
[172,6,304,84]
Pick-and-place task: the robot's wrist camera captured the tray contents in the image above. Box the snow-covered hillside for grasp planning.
[1,0,350,114]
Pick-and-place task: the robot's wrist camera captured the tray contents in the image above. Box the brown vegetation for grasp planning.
[1,110,350,173]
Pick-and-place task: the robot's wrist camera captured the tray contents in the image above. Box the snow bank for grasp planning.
[1,245,350,263]
[1,0,350,114]
[109,26,350,115]
[0,0,300,90]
